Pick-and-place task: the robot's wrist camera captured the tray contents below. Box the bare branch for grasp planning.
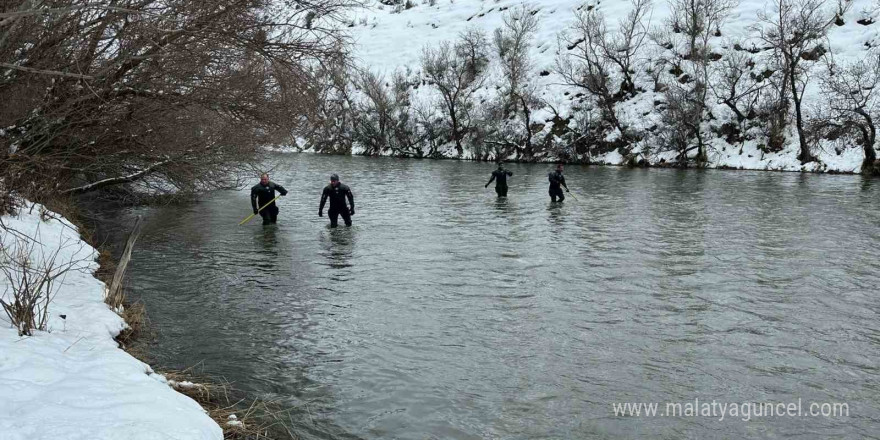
[0,62,95,79]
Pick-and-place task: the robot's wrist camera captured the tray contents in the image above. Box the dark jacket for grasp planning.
[487,169,513,188]
[548,171,567,190]
[320,183,354,212]
[251,182,287,211]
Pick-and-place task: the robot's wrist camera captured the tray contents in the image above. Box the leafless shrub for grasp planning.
[387,71,422,156]
[602,0,653,97]
[0,227,88,336]
[657,81,705,163]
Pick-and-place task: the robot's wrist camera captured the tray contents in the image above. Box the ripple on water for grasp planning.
[98,156,880,440]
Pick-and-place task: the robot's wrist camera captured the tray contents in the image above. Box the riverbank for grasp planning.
[267,141,876,175]
[0,200,222,439]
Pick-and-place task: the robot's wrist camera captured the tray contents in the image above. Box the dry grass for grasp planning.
[116,301,150,351]
[94,246,117,285]
[163,366,300,440]
[34,194,87,236]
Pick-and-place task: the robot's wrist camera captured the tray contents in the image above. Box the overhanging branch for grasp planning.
[60,158,174,195]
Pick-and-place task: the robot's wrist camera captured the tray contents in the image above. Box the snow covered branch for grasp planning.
[59,158,175,195]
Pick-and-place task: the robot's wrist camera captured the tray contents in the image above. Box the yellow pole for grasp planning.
[238,195,282,226]
[567,190,579,201]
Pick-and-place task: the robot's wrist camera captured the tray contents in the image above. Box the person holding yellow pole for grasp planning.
[250,173,288,225]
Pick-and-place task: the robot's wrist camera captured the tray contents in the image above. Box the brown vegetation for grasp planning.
[1,0,358,201]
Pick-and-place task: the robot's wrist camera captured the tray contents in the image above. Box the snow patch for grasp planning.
[0,202,222,440]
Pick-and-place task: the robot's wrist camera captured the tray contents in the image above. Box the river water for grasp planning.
[93,154,880,439]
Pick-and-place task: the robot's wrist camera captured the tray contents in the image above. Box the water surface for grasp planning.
[95,155,880,439]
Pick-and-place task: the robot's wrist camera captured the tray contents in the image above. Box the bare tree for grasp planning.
[656,0,738,163]
[755,0,850,163]
[414,102,443,158]
[493,6,540,159]
[710,48,766,123]
[603,0,653,97]
[302,50,356,155]
[0,0,359,201]
[421,37,487,156]
[556,0,651,149]
[819,56,880,174]
[353,70,393,156]
[388,71,421,157]
[458,27,490,84]
[557,7,624,142]
[353,69,420,157]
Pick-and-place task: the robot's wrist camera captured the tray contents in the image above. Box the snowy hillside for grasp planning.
[322,0,880,173]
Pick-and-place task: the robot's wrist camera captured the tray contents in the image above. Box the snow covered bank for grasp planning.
[0,203,221,440]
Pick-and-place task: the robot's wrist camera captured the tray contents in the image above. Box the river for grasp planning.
[92,154,880,439]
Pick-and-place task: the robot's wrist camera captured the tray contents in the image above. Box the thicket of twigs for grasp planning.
[0,221,88,336]
[0,0,359,203]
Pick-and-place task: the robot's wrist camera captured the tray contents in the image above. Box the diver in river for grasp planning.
[250,173,288,225]
[485,162,514,197]
[319,174,355,228]
[548,164,570,202]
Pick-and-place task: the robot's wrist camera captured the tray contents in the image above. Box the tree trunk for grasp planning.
[106,215,143,311]
[519,95,533,160]
[855,108,878,175]
[446,97,463,157]
[723,98,747,122]
[788,59,815,164]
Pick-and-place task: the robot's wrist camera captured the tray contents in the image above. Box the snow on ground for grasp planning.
[344,0,880,172]
[0,203,221,440]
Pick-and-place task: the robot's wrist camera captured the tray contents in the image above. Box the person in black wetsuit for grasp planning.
[250,173,288,225]
[319,174,355,228]
[485,162,514,197]
[548,164,570,202]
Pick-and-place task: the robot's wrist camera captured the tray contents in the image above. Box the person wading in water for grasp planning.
[319,174,355,228]
[485,162,514,197]
[250,173,288,225]
[548,164,570,202]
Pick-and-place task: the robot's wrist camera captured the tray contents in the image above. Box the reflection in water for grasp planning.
[319,227,355,270]
[257,225,279,253]
[546,202,566,234]
[492,196,510,213]
[249,225,284,284]
[92,155,880,440]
